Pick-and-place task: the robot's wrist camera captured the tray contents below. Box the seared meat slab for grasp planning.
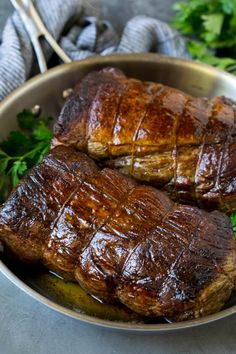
[53,68,236,213]
[0,146,235,321]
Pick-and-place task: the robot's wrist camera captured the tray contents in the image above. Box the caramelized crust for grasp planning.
[0,146,235,321]
[53,68,236,212]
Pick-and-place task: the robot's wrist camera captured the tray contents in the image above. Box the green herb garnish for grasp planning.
[0,109,53,202]
[187,40,236,74]
[230,214,236,236]
[173,0,236,74]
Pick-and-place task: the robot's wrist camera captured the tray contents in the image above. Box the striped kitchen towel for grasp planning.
[0,0,189,101]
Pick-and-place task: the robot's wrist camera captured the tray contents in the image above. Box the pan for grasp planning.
[0,53,236,331]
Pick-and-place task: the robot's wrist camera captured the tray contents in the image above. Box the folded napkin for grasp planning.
[0,0,189,102]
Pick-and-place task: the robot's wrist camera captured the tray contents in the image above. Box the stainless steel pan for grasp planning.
[0,53,236,331]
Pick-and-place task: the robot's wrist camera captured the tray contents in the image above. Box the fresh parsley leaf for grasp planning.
[8,161,28,187]
[0,131,32,156]
[230,214,236,236]
[187,40,236,74]
[173,0,236,75]
[33,122,53,141]
[173,0,236,49]
[221,0,235,15]
[17,109,38,130]
[202,13,224,36]
[0,109,53,202]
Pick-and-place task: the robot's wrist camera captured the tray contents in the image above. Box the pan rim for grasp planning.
[1,259,235,332]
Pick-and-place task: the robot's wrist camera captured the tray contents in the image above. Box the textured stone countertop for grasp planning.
[0,1,236,353]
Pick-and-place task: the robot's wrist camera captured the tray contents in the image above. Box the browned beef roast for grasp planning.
[52,68,236,213]
[0,146,235,321]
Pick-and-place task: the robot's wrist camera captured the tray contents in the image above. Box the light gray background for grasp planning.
[0,1,236,353]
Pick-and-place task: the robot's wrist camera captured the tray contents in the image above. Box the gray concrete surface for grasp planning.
[0,1,12,34]
[0,1,236,353]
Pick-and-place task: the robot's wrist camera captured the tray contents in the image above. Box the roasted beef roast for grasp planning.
[0,146,235,321]
[53,68,236,213]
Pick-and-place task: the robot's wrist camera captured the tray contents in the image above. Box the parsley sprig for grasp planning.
[173,0,236,74]
[0,109,53,202]
[172,0,236,234]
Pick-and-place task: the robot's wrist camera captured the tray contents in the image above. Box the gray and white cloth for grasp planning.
[0,0,189,102]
